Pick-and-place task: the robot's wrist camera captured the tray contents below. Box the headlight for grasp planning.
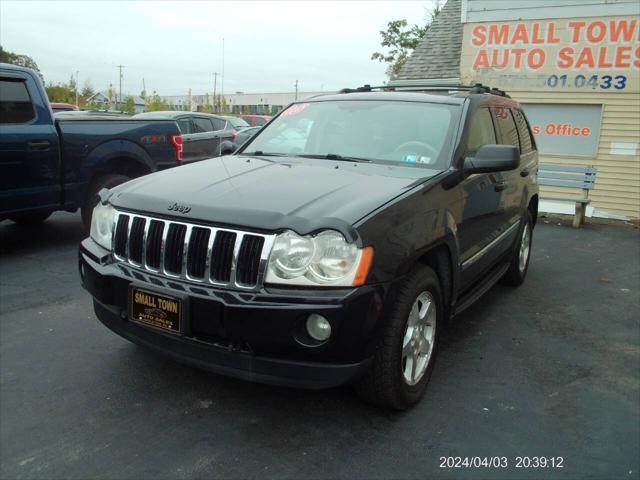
[266,230,373,286]
[90,203,115,250]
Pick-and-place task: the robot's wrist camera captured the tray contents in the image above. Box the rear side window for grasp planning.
[176,118,192,134]
[193,117,213,132]
[493,107,519,148]
[466,108,496,157]
[0,78,35,124]
[211,118,226,130]
[512,109,535,153]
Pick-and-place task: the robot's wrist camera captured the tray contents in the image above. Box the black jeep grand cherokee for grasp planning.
[80,84,538,409]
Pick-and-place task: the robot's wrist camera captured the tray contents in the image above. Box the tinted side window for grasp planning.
[193,117,213,132]
[211,118,226,130]
[512,109,534,153]
[466,108,496,156]
[0,78,35,124]
[176,118,192,134]
[493,107,519,148]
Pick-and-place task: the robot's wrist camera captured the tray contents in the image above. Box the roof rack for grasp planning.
[337,83,510,98]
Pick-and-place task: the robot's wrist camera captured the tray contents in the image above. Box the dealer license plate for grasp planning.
[129,287,182,334]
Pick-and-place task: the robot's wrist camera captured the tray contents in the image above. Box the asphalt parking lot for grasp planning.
[1,212,638,480]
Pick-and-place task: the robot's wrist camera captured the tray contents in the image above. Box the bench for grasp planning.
[538,163,597,228]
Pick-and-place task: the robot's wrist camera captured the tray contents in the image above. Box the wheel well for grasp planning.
[93,157,151,180]
[528,194,539,226]
[417,244,453,320]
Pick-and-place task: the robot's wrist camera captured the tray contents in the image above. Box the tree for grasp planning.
[122,95,135,114]
[371,1,444,79]
[145,91,170,112]
[0,46,44,81]
[81,81,95,101]
[202,93,212,113]
[45,81,75,103]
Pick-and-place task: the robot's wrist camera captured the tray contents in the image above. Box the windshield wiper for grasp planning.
[295,153,372,163]
[239,151,288,157]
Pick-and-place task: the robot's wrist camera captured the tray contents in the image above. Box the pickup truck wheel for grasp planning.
[81,174,131,232]
[501,211,533,286]
[354,265,441,410]
[9,212,52,225]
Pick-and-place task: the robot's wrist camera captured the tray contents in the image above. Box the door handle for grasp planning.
[520,170,530,177]
[27,140,51,151]
[494,181,507,192]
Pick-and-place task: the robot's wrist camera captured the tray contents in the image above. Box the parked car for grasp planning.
[79,83,539,409]
[218,115,251,145]
[53,110,131,118]
[50,102,78,112]
[0,63,183,230]
[232,125,261,148]
[133,111,239,161]
[239,114,271,127]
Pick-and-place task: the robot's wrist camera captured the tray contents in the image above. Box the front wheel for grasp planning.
[81,173,132,232]
[502,211,533,286]
[354,265,442,410]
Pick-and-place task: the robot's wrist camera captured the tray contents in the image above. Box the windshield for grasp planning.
[241,100,459,168]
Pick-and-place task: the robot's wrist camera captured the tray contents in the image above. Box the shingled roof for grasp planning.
[396,0,463,82]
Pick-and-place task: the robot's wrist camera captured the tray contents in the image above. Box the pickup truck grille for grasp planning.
[112,211,275,290]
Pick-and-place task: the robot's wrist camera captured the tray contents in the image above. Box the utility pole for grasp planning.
[294,80,298,100]
[213,72,218,112]
[117,65,125,111]
[75,70,79,107]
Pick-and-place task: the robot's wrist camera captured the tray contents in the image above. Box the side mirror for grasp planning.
[464,144,520,174]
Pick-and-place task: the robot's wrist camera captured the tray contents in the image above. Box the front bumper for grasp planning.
[79,239,387,389]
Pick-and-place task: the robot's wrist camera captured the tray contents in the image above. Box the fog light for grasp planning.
[306,314,331,341]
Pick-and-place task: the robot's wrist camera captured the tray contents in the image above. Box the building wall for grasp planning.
[160,91,325,113]
[459,3,640,219]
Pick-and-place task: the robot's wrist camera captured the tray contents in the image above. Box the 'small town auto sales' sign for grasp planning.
[461,17,640,92]
[460,17,639,156]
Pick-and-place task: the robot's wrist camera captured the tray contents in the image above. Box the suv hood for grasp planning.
[108,155,441,239]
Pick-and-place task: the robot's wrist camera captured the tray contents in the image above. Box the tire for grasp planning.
[81,173,131,232]
[501,211,533,286]
[354,265,442,410]
[9,212,52,225]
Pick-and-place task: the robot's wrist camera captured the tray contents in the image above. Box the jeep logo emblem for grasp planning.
[168,202,191,214]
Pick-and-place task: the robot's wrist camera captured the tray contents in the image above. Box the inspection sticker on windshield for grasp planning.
[281,103,309,117]
[403,154,433,164]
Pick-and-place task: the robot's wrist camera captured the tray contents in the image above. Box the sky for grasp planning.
[0,0,431,96]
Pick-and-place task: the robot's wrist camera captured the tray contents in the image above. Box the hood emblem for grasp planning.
[168,202,191,214]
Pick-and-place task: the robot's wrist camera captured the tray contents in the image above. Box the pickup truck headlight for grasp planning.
[90,203,115,251]
[266,230,373,287]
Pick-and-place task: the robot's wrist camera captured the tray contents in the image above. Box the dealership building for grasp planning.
[397,0,640,220]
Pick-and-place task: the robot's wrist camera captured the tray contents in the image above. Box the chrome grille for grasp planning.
[112,211,275,290]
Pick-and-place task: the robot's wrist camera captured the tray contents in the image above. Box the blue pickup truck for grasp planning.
[0,63,183,229]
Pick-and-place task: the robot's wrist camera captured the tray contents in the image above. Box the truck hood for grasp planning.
[108,155,441,240]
